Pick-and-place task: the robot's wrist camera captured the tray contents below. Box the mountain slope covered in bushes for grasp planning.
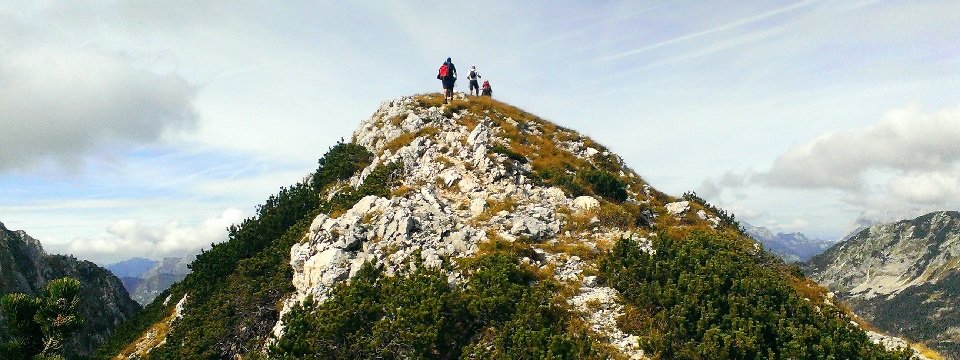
[102,94,920,359]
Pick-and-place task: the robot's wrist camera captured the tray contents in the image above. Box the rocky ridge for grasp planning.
[807,211,960,299]
[113,94,928,359]
[806,211,960,359]
[269,94,692,358]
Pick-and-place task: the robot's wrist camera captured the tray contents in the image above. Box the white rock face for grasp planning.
[573,196,600,211]
[270,95,709,358]
[865,331,933,360]
[569,286,645,360]
[173,294,188,320]
[665,201,689,216]
[809,211,960,299]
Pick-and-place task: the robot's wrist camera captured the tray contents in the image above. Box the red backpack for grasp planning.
[437,64,449,79]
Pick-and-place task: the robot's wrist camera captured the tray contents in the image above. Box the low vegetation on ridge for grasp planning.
[600,233,913,359]
[271,250,605,359]
[99,142,378,359]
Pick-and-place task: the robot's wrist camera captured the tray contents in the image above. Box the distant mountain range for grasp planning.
[805,211,960,359]
[742,223,835,262]
[0,221,140,356]
[106,257,159,278]
[106,256,191,305]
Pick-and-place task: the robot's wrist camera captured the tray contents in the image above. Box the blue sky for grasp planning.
[1,1,958,264]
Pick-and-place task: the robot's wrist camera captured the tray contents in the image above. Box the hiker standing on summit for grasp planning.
[466,65,481,96]
[481,80,492,97]
[437,57,457,103]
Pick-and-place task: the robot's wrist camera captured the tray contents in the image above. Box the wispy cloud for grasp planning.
[597,0,821,63]
[0,199,147,213]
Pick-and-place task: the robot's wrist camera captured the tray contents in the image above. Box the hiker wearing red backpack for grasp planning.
[481,80,492,97]
[437,57,457,103]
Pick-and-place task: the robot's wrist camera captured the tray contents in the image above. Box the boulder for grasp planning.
[665,201,689,216]
[573,196,600,211]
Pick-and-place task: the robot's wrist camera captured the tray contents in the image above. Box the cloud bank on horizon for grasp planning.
[703,106,960,233]
[0,1,957,262]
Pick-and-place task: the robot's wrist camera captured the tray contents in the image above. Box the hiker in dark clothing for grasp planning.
[481,80,492,97]
[466,65,481,96]
[437,57,457,103]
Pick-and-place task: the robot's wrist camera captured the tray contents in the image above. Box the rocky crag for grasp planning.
[271,94,678,358]
[106,94,925,359]
[0,221,141,356]
[806,211,960,359]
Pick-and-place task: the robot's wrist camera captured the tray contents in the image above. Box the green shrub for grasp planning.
[325,162,402,215]
[682,191,740,232]
[313,142,373,191]
[599,233,913,360]
[581,170,627,202]
[271,253,598,359]
[96,142,378,359]
[530,167,627,203]
[531,168,586,197]
[1,278,82,359]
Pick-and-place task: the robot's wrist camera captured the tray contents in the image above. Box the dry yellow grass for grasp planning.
[387,114,405,126]
[415,93,446,108]
[328,208,346,219]
[116,311,177,359]
[472,197,518,223]
[537,230,601,258]
[435,155,454,168]
[911,342,947,360]
[382,125,439,153]
[390,185,414,197]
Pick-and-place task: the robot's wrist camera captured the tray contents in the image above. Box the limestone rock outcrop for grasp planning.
[270,95,688,358]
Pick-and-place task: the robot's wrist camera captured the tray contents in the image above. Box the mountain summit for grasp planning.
[104,94,922,359]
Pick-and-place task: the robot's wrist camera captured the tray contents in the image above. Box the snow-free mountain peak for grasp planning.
[106,94,924,359]
[806,210,960,359]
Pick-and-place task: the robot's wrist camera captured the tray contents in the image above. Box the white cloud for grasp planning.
[698,171,751,199]
[886,170,960,205]
[724,205,764,223]
[66,208,245,264]
[762,105,960,189]
[0,47,197,172]
[700,105,960,240]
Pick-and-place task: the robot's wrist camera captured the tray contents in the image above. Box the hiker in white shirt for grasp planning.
[467,66,482,96]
